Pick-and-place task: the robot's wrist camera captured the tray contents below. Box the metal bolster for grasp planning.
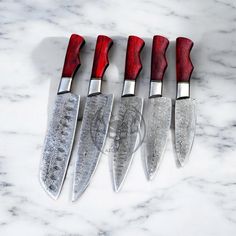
[122,80,136,97]
[149,81,163,98]
[88,78,102,96]
[177,82,190,99]
[58,77,72,94]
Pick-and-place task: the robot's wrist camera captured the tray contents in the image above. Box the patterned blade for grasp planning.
[40,93,79,199]
[112,97,143,192]
[145,97,172,180]
[175,98,196,166]
[72,94,113,201]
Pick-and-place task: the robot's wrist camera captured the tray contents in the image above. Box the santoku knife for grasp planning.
[72,35,113,201]
[40,34,85,199]
[175,37,195,166]
[144,35,171,180]
[112,36,145,192]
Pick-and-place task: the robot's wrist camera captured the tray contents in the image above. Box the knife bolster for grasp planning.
[122,80,136,97]
[88,79,102,96]
[149,81,163,98]
[58,77,72,94]
[177,82,190,99]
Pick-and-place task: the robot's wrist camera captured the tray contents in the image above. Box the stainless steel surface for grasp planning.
[175,98,196,166]
[40,93,80,199]
[149,81,163,98]
[88,79,102,96]
[72,94,113,201]
[112,96,143,192]
[145,97,171,180]
[57,77,72,94]
[122,80,136,96]
[176,82,190,99]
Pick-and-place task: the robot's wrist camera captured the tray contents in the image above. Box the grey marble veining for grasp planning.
[0,0,236,235]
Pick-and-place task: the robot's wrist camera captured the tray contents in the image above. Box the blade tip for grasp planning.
[39,174,61,200]
[113,177,122,192]
[147,172,155,181]
[114,183,121,192]
[71,185,87,201]
[71,194,78,202]
[40,182,60,200]
[177,159,187,167]
[176,153,189,167]
[145,163,157,181]
[71,188,80,202]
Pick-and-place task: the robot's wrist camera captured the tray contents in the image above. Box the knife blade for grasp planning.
[175,37,195,167]
[112,36,145,192]
[144,35,171,180]
[72,35,113,201]
[40,34,85,199]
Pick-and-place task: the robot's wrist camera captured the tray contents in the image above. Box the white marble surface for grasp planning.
[1,0,236,235]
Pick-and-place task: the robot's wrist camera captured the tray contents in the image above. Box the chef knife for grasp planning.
[72,35,113,201]
[144,35,171,180]
[40,34,85,199]
[112,36,145,192]
[175,37,195,166]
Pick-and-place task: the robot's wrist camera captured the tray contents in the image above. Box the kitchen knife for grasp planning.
[175,37,195,167]
[144,35,171,180]
[40,34,85,199]
[72,35,113,201]
[112,36,145,192]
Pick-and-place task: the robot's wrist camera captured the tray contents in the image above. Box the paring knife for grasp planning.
[112,36,145,192]
[40,34,85,199]
[145,35,171,180]
[175,37,195,166]
[72,35,113,201]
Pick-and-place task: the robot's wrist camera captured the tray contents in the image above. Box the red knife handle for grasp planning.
[91,35,113,79]
[62,34,85,78]
[176,37,194,82]
[151,35,169,81]
[124,36,145,81]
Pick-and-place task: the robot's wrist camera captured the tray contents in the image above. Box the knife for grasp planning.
[144,35,171,180]
[175,37,195,167]
[40,34,85,199]
[112,36,145,192]
[72,35,113,201]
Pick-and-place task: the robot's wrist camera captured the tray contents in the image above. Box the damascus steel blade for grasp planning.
[72,94,113,201]
[112,96,143,192]
[40,93,79,199]
[175,98,196,167]
[145,97,171,180]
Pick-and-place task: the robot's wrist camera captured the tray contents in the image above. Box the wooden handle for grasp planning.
[176,37,194,82]
[151,35,169,81]
[62,34,85,78]
[124,36,145,80]
[91,35,113,79]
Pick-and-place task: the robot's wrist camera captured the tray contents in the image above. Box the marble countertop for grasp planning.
[1,0,236,235]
